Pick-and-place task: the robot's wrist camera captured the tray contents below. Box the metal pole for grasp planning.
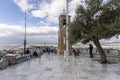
[44,42,45,47]
[24,9,27,54]
[44,42,45,50]
[66,0,69,60]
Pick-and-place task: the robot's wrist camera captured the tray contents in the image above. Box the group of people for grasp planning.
[72,44,94,58]
[25,48,43,59]
[25,44,94,59]
[24,47,57,60]
[44,47,57,54]
[33,48,43,57]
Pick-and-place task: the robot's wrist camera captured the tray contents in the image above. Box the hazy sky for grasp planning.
[0,0,82,45]
[0,0,118,45]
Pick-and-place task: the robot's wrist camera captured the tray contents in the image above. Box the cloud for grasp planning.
[2,0,119,45]
[31,0,64,24]
[0,24,24,37]
[0,24,58,45]
[69,0,81,20]
[13,0,92,24]
[13,0,34,12]
[13,0,83,24]
[33,0,84,24]
[10,0,83,45]
[31,10,47,18]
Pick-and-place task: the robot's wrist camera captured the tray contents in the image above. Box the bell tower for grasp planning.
[58,10,71,55]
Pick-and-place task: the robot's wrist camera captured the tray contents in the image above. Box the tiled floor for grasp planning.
[0,53,120,80]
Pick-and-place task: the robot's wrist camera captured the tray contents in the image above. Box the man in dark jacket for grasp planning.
[89,44,94,58]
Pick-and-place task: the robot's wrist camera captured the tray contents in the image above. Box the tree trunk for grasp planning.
[93,38,107,63]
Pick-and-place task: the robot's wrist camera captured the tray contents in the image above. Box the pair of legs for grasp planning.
[26,54,30,59]
[90,50,93,58]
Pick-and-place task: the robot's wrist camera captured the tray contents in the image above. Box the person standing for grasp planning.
[36,48,42,57]
[26,48,31,60]
[89,44,93,58]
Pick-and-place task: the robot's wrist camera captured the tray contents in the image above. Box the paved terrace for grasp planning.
[0,53,120,80]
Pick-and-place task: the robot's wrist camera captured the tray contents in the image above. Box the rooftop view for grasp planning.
[0,0,120,80]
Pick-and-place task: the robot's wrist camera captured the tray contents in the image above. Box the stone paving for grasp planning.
[0,53,120,80]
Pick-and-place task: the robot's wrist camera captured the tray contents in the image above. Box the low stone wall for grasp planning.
[0,54,28,70]
[6,54,28,65]
[16,56,27,64]
[78,48,118,55]
[6,54,19,65]
[117,50,120,61]
[0,58,9,70]
[77,48,119,61]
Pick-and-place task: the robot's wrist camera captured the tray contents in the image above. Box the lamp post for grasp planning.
[65,0,69,61]
[24,9,27,54]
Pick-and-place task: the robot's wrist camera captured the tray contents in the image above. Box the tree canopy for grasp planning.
[69,0,120,44]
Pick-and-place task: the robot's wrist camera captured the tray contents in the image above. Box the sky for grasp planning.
[0,0,81,45]
[0,0,119,46]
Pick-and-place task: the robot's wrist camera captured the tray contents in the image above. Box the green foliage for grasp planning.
[69,0,120,44]
[0,53,3,59]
